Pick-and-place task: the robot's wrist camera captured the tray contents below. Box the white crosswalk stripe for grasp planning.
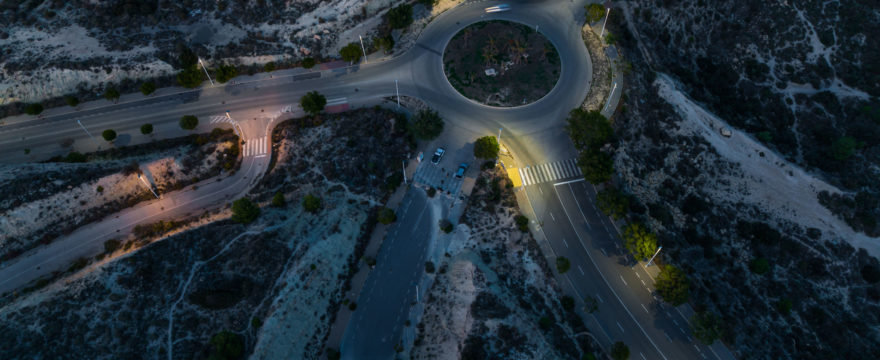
[243,136,268,157]
[520,159,583,186]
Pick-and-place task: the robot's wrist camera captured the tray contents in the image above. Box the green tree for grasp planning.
[418,0,436,8]
[300,91,327,116]
[209,330,243,360]
[566,108,612,151]
[303,194,322,213]
[339,42,363,63]
[556,257,571,274]
[263,62,276,72]
[597,187,629,220]
[585,3,606,23]
[514,215,529,232]
[378,208,397,225]
[23,103,43,115]
[231,198,260,223]
[577,150,613,183]
[622,223,658,261]
[180,115,199,130]
[302,57,316,69]
[830,136,857,160]
[387,4,414,29]
[374,35,395,52]
[104,87,120,102]
[473,136,500,159]
[272,192,285,207]
[140,82,156,96]
[64,95,79,107]
[749,257,770,275]
[610,341,629,360]
[140,123,154,135]
[439,219,454,233]
[102,129,117,142]
[583,295,599,313]
[177,67,203,88]
[410,109,444,140]
[215,64,238,83]
[656,265,689,306]
[177,46,198,69]
[691,311,723,345]
[561,296,575,311]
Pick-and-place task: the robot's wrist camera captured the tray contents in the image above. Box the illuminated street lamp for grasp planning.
[599,7,611,38]
[646,245,662,267]
[198,58,215,86]
[138,173,160,199]
[359,35,368,64]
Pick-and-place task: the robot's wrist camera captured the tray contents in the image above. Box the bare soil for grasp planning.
[443,20,560,107]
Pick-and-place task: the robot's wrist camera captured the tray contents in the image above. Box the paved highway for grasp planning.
[0,0,734,358]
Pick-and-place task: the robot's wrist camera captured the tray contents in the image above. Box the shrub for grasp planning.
[300,91,327,116]
[387,4,413,29]
[103,239,121,254]
[64,151,87,163]
[209,331,243,360]
[302,57,316,68]
[556,257,571,274]
[656,265,689,306]
[425,261,435,273]
[64,95,79,107]
[566,108,612,151]
[102,129,117,141]
[23,103,43,115]
[622,223,658,261]
[96,185,104,193]
[577,149,613,184]
[103,87,120,102]
[610,341,629,360]
[561,296,575,311]
[272,192,285,207]
[231,198,260,224]
[339,42,362,63]
[411,109,444,140]
[830,136,857,160]
[378,208,397,224]
[177,67,203,88]
[597,187,629,220]
[439,219,454,233]
[132,220,184,239]
[691,311,723,345]
[777,298,793,314]
[514,215,529,232]
[215,64,238,83]
[473,136,500,159]
[180,115,199,130]
[140,82,156,95]
[749,257,770,275]
[303,194,322,213]
[263,62,276,72]
[585,3,606,23]
[427,187,437,197]
[140,123,153,135]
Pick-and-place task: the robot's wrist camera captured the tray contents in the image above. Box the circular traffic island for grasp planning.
[443,20,561,107]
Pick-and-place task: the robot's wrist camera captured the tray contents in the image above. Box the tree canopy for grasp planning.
[610,341,629,360]
[215,64,238,83]
[577,150,613,183]
[302,57,316,69]
[140,124,153,135]
[339,42,362,63]
[473,136,500,159]
[410,109,444,140]
[300,91,327,116]
[177,67,203,88]
[566,108,612,151]
[140,82,156,96]
[830,136,857,160]
[272,192,285,207]
[556,257,571,274]
[378,208,397,225]
[387,4,414,29]
[691,311,723,345]
[586,3,606,23]
[102,129,117,142]
[656,265,690,306]
[23,103,43,115]
[597,187,629,220]
[104,87,120,102]
[622,223,658,261]
[303,194,322,213]
[231,198,260,224]
[64,95,80,107]
[180,115,199,130]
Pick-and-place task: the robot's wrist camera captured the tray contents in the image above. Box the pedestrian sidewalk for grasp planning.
[324,156,422,351]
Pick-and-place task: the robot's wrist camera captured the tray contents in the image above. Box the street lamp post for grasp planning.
[359,35,368,64]
[599,8,611,38]
[646,245,662,266]
[402,160,407,185]
[198,58,215,86]
[138,173,160,199]
[76,119,98,144]
[395,79,400,109]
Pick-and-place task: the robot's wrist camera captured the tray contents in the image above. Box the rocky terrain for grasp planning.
[410,167,600,359]
[591,1,880,358]
[0,129,239,263]
[0,108,410,359]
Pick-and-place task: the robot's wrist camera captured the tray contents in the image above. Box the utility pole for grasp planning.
[359,35,368,64]
[646,246,662,266]
[402,160,407,184]
[416,285,419,303]
[599,8,611,38]
[198,58,214,86]
[138,174,160,199]
[395,79,400,109]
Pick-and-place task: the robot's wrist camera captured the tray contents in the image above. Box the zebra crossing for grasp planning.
[210,115,235,125]
[518,158,582,186]
[243,136,268,157]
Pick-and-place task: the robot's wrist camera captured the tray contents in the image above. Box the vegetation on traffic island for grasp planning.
[231,198,260,224]
[473,136,500,159]
[101,129,117,142]
[180,115,199,130]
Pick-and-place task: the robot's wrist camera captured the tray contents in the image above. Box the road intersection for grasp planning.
[0,1,733,359]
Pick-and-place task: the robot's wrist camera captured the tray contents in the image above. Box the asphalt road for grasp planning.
[340,188,439,359]
[0,0,734,359]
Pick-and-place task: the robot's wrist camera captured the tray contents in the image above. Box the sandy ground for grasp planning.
[654,73,879,258]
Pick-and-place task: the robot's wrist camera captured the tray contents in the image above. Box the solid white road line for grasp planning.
[617,322,625,333]
[578,265,585,275]
[619,274,627,286]
[641,352,648,360]
[562,238,569,248]
[596,293,604,303]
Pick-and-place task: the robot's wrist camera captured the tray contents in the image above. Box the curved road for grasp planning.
[0,1,732,359]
